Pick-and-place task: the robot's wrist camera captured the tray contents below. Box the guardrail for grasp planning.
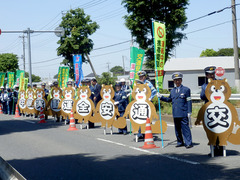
[0,156,26,180]
[161,94,240,100]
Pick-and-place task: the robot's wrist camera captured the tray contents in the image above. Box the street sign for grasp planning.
[215,67,225,77]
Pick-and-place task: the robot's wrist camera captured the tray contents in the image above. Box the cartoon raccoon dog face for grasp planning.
[77,86,91,100]
[132,84,151,101]
[36,89,45,99]
[100,85,114,101]
[63,87,74,99]
[205,78,231,103]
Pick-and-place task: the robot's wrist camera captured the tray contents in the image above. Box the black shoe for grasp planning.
[185,145,193,149]
[176,144,184,148]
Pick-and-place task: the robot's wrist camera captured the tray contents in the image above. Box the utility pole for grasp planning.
[19,35,26,72]
[122,56,125,75]
[85,53,97,78]
[232,0,240,90]
[107,62,110,73]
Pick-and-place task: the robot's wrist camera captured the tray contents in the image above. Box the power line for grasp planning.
[186,3,240,24]
[93,40,131,51]
[90,48,129,58]
[186,18,240,35]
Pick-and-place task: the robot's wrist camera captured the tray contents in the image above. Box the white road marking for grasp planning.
[97,138,200,165]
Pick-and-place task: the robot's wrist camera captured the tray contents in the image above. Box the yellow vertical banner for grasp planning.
[153,21,166,89]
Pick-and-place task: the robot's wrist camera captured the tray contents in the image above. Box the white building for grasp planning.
[163,56,237,93]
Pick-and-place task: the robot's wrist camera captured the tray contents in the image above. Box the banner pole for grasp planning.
[152,19,164,148]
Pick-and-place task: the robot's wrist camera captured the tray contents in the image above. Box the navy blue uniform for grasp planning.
[43,88,49,100]
[7,91,13,115]
[114,90,128,134]
[93,83,101,106]
[160,85,193,146]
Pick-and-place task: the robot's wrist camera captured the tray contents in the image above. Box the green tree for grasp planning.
[200,49,217,57]
[25,72,41,82]
[57,8,99,79]
[0,53,19,72]
[122,0,189,68]
[98,72,117,85]
[217,48,234,56]
[200,48,240,57]
[110,66,124,76]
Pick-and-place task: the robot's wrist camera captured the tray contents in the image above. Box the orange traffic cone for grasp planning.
[140,117,159,149]
[67,109,78,131]
[14,104,21,118]
[0,103,3,114]
[38,107,46,123]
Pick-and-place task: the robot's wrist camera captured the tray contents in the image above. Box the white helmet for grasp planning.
[120,78,125,83]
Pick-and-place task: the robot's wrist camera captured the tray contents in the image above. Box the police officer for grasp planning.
[136,71,157,138]
[67,81,73,88]
[200,66,216,103]
[53,81,59,88]
[137,71,156,101]
[0,87,8,114]
[7,88,13,115]
[114,83,128,134]
[120,78,131,97]
[41,82,49,100]
[200,66,223,156]
[13,85,19,115]
[157,72,193,148]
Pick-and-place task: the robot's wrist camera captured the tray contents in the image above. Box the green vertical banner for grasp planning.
[16,70,25,86]
[24,78,28,91]
[153,21,166,89]
[58,66,69,88]
[19,71,25,91]
[57,67,62,87]
[7,72,15,88]
[0,72,6,87]
[129,47,145,86]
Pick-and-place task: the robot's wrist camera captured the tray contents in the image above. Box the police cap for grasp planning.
[67,81,73,85]
[53,81,58,85]
[81,79,86,83]
[41,82,46,86]
[92,78,97,82]
[115,83,121,87]
[85,79,91,83]
[137,71,146,77]
[172,72,183,80]
[204,66,216,74]
[27,83,31,87]
[33,84,37,87]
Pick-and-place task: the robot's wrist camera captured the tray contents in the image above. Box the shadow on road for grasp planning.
[0,118,63,136]
[8,151,240,180]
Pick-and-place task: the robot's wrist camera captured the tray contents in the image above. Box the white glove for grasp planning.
[188,113,192,129]
[157,92,162,98]
[114,101,119,105]
[148,98,152,101]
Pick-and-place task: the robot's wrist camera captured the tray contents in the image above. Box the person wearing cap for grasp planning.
[41,82,49,100]
[120,78,131,97]
[53,81,59,88]
[0,87,8,114]
[13,85,19,114]
[67,81,73,88]
[157,72,193,149]
[114,83,128,135]
[200,66,216,103]
[137,71,156,101]
[200,66,223,156]
[7,88,13,115]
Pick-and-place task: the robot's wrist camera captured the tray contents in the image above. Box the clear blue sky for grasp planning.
[0,0,239,80]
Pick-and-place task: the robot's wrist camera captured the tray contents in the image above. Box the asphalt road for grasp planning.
[0,114,240,180]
